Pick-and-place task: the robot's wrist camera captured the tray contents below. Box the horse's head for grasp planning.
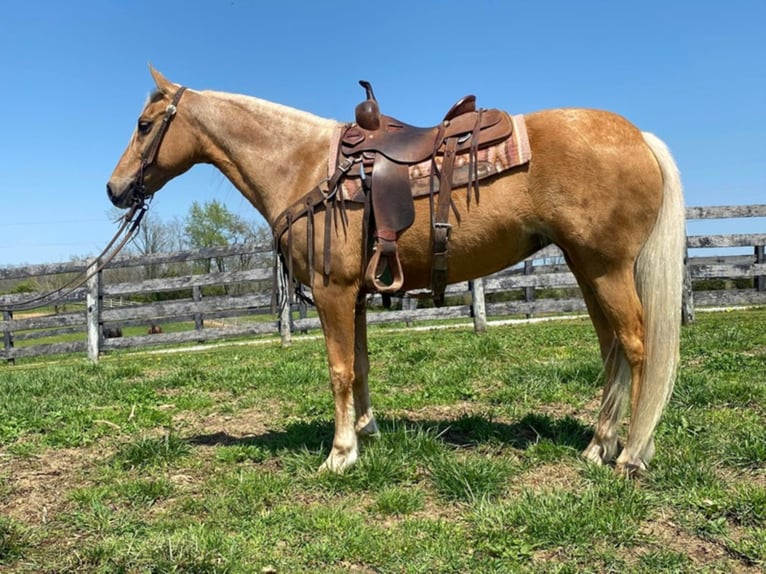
[107,65,197,209]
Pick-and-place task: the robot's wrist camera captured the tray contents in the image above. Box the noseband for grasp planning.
[132,85,187,205]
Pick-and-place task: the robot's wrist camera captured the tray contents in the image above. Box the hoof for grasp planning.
[356,416,380,438]
[615,449,649,478]
[581,443,605,466]
[581,437,618,466]
[615,460,646,479]
[318,447,358,474]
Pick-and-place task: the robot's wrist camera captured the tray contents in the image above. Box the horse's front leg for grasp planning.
[353,294,379,438]
[315,285,375,473]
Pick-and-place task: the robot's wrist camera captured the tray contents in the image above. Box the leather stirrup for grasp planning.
[365,238,404,293]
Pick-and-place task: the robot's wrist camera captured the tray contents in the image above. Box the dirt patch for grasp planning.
[389,401,486,424]
[173,403,281,440]
[0,447,97,525]
[640,517,762,573]
[509,463,584,495]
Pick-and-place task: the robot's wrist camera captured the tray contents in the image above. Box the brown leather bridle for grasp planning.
[130,85,187,206]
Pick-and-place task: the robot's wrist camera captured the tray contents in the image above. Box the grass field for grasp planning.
[1,308,764,573]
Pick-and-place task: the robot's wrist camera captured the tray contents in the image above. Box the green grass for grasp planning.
[0,308,764,572]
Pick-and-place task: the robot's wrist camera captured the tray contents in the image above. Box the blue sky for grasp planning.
[1,0,763,265]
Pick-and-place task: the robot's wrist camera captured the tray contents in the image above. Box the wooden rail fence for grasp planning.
[1,204,764,363]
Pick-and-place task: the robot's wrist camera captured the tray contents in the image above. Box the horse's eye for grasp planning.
[137,120,153,135]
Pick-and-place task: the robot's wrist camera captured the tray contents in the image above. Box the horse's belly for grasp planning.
[395,175,543,289]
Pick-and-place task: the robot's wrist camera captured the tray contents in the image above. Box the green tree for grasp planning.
[184,200,251,273]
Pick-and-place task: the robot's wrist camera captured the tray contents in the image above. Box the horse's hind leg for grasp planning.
[578,263,654,474]
[577,283,629,466]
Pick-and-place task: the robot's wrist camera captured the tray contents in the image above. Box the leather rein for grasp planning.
[0,86,187,313]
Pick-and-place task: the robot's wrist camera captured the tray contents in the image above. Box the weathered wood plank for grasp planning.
[692,289,766,306]
[685,205,766,219]
[0,311,85,333]
[103,267,273,296]
[522,244,564,261]
[0,262,88,281]
[291,317,322,332]
[688,255,755,266]
[689,264,766,279]
[103,241,273,270]
[471,279,487,333]
[0,242,272,280]
[483,272,579,291]
[101,322,279,349]
[101,293,273,322]
[687,234,766,248]
[0,340,86,360]
[366,305,473,325]
[0,290,87,307]
[487,298,589,316]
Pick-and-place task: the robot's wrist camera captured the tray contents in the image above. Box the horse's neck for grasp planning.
[193,90,337,225]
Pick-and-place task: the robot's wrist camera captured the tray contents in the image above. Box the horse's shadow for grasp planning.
[186,411,592,456]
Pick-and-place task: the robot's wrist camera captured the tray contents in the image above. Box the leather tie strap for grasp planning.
[431,136,459,306]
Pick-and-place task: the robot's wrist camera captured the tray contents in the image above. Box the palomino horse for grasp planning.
[107,66,685,476]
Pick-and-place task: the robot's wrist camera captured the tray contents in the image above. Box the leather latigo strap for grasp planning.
[431,135,459,306]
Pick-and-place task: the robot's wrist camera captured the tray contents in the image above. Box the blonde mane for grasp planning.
[203,89,337,136]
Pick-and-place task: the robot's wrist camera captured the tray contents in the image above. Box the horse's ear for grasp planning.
[148,63,175,95]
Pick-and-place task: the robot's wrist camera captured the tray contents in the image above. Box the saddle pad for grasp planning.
[331,114,532,202]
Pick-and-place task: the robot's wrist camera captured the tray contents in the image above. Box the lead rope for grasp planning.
[0,198,149,313]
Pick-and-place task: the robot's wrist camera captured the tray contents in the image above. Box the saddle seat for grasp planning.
[340,81,514,303]
[342,98,510,165]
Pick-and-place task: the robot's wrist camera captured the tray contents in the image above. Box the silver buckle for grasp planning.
[434,222,452,238]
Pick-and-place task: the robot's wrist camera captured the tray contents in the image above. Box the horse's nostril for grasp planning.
[106,182,127,207]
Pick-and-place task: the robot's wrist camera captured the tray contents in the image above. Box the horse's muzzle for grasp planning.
[106,178,138,209]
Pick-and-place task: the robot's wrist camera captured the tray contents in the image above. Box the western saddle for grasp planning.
[342,81,513,305]
[273,81,515,307]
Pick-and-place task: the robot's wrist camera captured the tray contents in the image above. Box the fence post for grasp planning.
[755,244,765,292]
[193,286,204,331]
[86,258,102,363]
[3,310,14,365]
[682,252,695,325]
[402,296,418,327]
[298,299,308,334]
[470,278,487,334]
[524,259,535,319]
[277,259,292,347]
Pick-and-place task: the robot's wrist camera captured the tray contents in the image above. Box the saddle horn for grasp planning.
[355,80,381,130]
[359,80,377,102]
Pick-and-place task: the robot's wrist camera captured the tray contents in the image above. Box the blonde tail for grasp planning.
[619,132,686,467]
